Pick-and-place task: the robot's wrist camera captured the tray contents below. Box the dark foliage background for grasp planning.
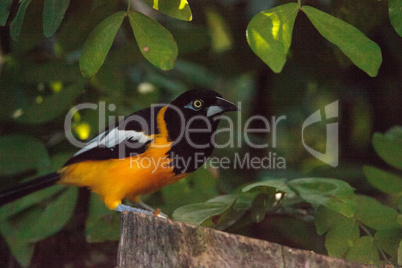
[0,0,401,267]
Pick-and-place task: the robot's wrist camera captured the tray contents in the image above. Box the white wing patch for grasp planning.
[74,127,153,156]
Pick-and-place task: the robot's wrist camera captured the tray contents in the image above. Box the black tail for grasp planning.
[0,172,61,206]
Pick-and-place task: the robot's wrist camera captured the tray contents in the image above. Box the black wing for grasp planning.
[64,106,162,166]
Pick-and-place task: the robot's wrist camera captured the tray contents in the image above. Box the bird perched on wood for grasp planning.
[0,89,239,215]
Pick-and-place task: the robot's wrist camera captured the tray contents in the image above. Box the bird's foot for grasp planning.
[137,200,168,218]
[115,204,167,218]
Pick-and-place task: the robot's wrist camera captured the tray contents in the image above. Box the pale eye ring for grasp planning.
[192,99,204,109]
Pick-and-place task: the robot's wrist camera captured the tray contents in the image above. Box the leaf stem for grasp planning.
[359,223,389,262]
[297,0,301,7]
[127,0,131,13]
[359,223,373,238]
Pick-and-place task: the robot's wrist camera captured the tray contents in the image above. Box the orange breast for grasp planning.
[58,144,186,209]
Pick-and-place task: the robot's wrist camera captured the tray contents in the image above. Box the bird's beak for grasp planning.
[206,97,240,117]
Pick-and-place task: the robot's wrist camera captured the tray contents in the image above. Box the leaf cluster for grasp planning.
[2,0,400,76]
[172,127,402,265]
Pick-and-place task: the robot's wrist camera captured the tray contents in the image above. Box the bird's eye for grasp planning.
[185,99,204,111]
[193,99,203,109]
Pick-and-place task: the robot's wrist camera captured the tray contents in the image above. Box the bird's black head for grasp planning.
[164,89,239,174]
[169,89,238,119]
[165,89,239,140]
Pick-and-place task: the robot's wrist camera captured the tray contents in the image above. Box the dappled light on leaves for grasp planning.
[143,0,192,21]
[247,3,299,73]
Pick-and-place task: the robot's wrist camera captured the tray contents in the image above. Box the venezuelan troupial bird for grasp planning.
[0,89,239,215]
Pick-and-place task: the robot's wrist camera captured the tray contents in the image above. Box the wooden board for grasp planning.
[117,212,385,268]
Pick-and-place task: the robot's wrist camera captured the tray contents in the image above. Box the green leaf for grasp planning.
[15,82,84,124]
[363,165,402,194]
[372,126,402,170]
[314,205,340,235]
[0,185,67,221]
[17,187,78,241]
[206,194,238,204]
[91,0,109,12]
[0,221,35,267]
[128,10,178,71]
[355,195,399,230]
[230,191,257,211]
[324,215,359,258]
[205,7,233,53]
[161,168,218,215]
[389,0,402,37]
[301,6,382,77]
[85,193,120,242]
[10,0,32,40]
[288,178,357,217]
[172,202,231,226]
[399,197,402,214]
[345,236,380,265]
[246,3,299,73]
[172,195,236,227]
[143,0,192,21]
[206,195,246,230]
[0,135,51,176]
[43,0,70,37]
[79,11,125,77]
[374,229,402,258]
[241,179,292,222]
[249,193,272,223]
[242,179,293,194]
[0,0,12,26]
[0,187,77,267]
[173,180,291,228]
